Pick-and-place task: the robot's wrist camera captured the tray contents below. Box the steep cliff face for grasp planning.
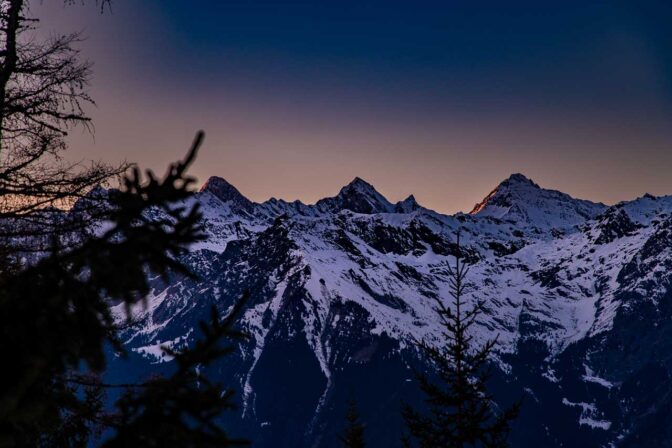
[109,174,672,447]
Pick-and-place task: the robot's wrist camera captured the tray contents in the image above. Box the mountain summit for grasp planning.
[470,173,540,215]
[200,176,253,211]
[315,177,396,214]
[470,173,606,231]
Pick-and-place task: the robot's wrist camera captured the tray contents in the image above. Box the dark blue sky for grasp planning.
[38,0,672,212]
[139,0,671,108]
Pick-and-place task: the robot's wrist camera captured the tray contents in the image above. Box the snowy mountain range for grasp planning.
[109,173,672,447]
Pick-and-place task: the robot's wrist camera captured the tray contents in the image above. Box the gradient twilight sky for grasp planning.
[33,0,672,213]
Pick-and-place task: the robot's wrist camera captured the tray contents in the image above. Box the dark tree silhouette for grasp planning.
[103,296,250,448]
[0,0,125,254]
[402,232,519,448]
[339,400,366,448]
[0,132,249,446]
[0,2,249,446]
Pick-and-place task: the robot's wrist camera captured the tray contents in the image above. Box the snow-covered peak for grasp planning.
[395,195,422,213]
[504,172,537,187]
[315,177,396,214]
[342,177,384,197]
[199,176,253,212]
[470,173,539,215]
[470,173,606,232]
[612,193,672,226]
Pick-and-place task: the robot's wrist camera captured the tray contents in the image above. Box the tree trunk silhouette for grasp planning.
[402,231,520,448]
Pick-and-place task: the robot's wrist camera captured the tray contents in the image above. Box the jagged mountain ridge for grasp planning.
[110,173,672,447]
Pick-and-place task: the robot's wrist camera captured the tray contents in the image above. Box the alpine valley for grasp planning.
[107,173,672,448]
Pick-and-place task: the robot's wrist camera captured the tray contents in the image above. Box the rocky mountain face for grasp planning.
[108,173,672,447]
